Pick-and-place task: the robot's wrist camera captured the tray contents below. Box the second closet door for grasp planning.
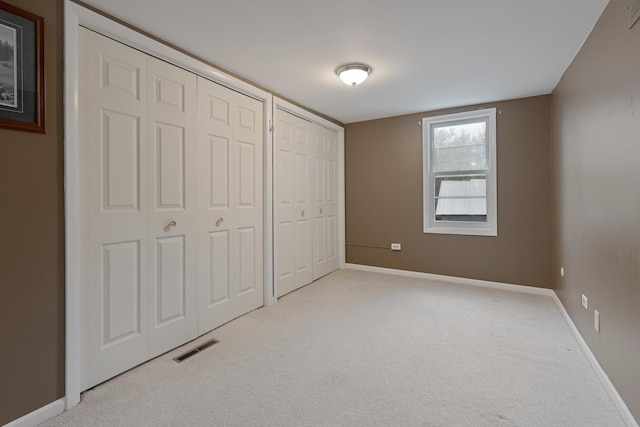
[275,110,313,297]
[197,78,264,332]
[312,125,340,280]
[147,56,198,358]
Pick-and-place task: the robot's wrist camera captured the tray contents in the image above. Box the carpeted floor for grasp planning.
[43,269,627,426]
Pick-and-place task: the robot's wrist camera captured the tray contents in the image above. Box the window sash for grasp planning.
[432,173,488,224]
[431,117,489,173]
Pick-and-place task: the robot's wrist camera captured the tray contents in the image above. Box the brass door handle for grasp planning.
[320,208,323,214]
[301,210,305,217]
[216,217,224,226]
[167,220,177,228]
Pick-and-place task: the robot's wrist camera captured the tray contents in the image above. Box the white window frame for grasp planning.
[422,108,497,236]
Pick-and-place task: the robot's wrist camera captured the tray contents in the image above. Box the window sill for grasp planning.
[424,226,498,237]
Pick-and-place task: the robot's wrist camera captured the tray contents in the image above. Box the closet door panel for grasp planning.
[312,130,328,279]
[275,110,313,297]
[208,230,231,305]
[154,122,185,208]
[230,91,264,317]
[101,111,141,209]
[324,129,340,272]
[312,126,340,280]
[101,241,142,345]
[238,226,257,294]
[198,80,234,331]
[153,236,186,326]
[198,78,263,331]
[80,28,149,391]
[147,57,198,358]
[275,116,295,295]
[291,118,312,287]
[295,146,312,279]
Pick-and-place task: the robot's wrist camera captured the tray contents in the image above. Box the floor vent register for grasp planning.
[173,339,219,363]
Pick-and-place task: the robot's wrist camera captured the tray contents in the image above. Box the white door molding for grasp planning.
[64,0,274,410]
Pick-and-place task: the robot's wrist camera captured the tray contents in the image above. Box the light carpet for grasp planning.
[43,269,627,426]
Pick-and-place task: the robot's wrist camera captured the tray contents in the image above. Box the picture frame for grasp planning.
[0,1,44,133]
[631,0,640,29]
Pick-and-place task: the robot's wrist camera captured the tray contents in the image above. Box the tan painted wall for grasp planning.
[0,0,65,424]
[551,0,640,420]
[345,95,552,288]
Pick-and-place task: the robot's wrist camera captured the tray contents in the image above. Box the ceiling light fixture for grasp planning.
[335,63,372,86]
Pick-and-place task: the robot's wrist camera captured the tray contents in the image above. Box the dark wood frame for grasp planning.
[0,1,44,133]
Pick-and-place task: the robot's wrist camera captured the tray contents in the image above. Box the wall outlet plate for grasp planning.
[582,294,588,309]
[391,243,401,251]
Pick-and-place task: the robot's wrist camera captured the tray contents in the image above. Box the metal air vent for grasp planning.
[173,339,219,363]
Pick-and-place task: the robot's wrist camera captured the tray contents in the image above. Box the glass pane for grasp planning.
[433,121,487,172]
[434,175,487,223]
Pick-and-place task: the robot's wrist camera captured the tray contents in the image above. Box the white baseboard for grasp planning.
[550,294,639,427]
[343,263,638,427]
[3,398,65,427]
[344,263,555,296]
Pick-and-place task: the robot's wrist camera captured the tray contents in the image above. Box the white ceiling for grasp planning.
[81,0,608,124]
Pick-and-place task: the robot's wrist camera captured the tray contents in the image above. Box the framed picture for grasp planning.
[631,0,640,29]
[0,1,44,133]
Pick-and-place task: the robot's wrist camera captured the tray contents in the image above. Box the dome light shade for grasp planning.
[336,63,372,86]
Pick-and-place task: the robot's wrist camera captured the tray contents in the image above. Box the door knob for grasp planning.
[167,220,177,228]
[216,217,224,226]
[301,210,305,217]
[320,208,323,214]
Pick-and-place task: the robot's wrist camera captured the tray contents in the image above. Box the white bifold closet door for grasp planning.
[274,111,313,297]
[197,77,264,332]
[311,124,340,280]
[275,108,339,297]
[146,55,200,359]
[79,28,263,391]
[80,28,199,389]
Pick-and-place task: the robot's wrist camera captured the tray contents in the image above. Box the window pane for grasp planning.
[433,121,487,172]
[435,175,487,223]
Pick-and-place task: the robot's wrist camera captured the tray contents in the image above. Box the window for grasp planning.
[422,108,497,236]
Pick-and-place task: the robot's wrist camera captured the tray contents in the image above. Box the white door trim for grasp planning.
[63,0,81,410]
[273,97,346,276]
[64,0,275,410]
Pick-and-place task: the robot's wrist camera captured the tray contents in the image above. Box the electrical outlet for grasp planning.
[582,294,588,309]
[391,243,401,251]
[594,310,600,332]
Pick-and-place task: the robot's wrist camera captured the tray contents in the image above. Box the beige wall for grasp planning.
[551,0,640,420]
[0,0,65,424]
[345,95,552,288]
